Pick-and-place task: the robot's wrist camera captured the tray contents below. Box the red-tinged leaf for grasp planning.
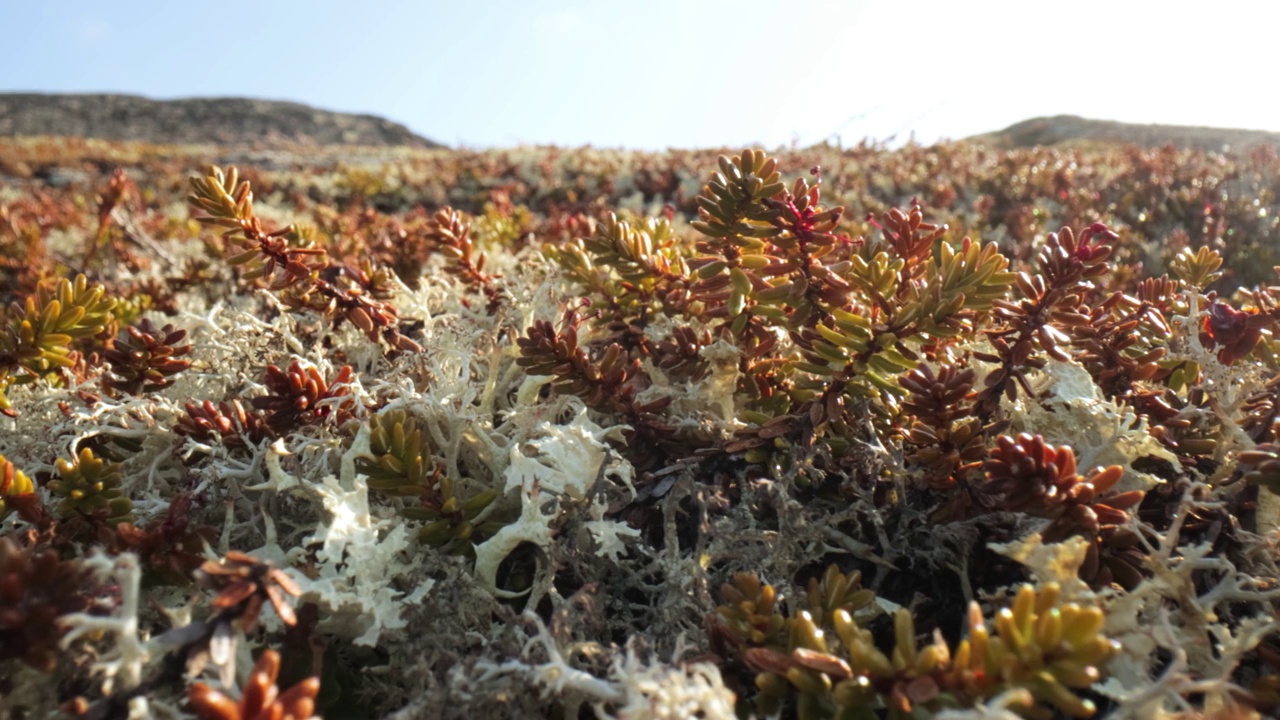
[1105,490,1145,510]
[188,685,240,720]
[1087,465,1125,493]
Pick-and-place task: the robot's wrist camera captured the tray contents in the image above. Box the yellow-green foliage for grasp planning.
[0,274,116,412]
[356,410,502,548]
[735,580,1116,720]
[48,447,133,525]
[400,475,500,548]
[357,410,437,496]
[0,453,35,520]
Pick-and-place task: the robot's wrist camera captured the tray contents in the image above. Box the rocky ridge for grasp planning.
[0,93,440,148]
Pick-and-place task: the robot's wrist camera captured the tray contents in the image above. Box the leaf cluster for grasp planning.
[0,452,35,521]
[103,318,192,396]
[716,576,1115,720]
[48,446,134,526]
[0,535,105,672]
[190,166,422,353]
[355,409,504,548]
[0,274,116,414]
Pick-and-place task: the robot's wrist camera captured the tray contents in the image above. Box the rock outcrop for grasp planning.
[0,93,440,148]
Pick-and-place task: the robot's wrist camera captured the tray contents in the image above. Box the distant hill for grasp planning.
[971,115,1280,153]
[0,93,441,148]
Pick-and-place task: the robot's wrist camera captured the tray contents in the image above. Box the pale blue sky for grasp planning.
[2,0,1277,149]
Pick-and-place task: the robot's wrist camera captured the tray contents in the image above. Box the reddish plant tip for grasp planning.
[188,649,321,720]
[1200,300,1272,365]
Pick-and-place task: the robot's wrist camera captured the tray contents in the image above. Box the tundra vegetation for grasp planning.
[2,135,1280,719]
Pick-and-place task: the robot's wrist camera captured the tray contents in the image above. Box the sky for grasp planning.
[2,0,1279,150]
